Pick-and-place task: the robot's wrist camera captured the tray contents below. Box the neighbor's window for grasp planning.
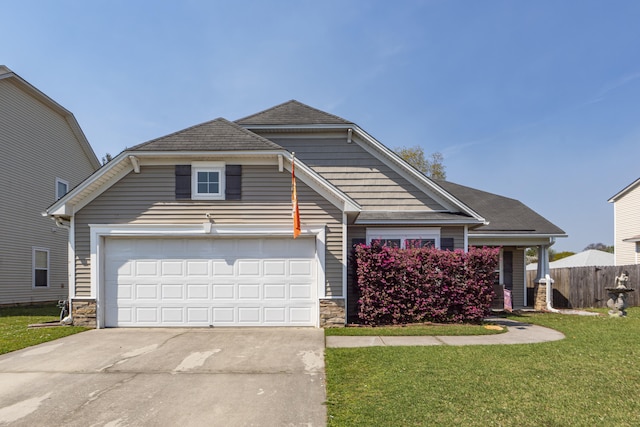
[192,162,225,200]
[56,178,69,199]
[366,228,441,249]
[33,248,49,288]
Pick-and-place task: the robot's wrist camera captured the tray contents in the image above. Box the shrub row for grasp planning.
[354,244,500,325]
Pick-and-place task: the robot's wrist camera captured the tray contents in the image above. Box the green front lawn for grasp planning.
[325,308,640,426]
[325,322,506,336]
[0,304,88,355]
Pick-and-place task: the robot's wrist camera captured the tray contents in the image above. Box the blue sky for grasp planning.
[3,0,640,252]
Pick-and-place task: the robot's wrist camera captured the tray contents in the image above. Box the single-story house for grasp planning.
[526,249,615,271]
[46,100,566,328]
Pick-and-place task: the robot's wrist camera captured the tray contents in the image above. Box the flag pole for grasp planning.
[292,152,301,238]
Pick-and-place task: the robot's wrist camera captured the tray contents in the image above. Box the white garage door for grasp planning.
[104,237,317,327]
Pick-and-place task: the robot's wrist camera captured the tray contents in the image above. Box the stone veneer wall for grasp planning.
[70,298,346,328]
[533,284,547,311]
[319,298,346,327]
[72,299,97,328]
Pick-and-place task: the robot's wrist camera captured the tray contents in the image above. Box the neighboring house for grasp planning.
[526,249,615,271]
[0,66,101,305]
[609,178,640,265]
[46,100,565,328]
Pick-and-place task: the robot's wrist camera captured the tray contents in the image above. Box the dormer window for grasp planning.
[191,162,226,200]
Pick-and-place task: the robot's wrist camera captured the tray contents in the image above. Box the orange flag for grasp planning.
[292,154,301,238]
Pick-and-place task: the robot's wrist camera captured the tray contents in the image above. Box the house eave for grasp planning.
[608,177,640,203]
[45,149,361,219]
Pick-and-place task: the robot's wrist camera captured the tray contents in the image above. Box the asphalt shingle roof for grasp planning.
[236,100,354,126]
[435,180,566,235]
[130,118,284,151]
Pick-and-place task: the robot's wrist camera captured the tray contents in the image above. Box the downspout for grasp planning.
[545,273,560,313]
[51,215,74,323]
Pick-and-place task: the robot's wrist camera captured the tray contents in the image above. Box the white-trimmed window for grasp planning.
[56,178,69,199]
[192,162,225,200]
[33,247,50,288]
[366,228,441,249]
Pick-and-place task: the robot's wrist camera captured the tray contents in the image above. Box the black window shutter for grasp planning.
[441,238,455,251]
[225,165,241,200]
[175,165,191,199]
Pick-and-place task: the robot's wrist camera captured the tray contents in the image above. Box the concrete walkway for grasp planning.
[325,319,565,348]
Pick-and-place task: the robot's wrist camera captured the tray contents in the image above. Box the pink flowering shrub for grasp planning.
[354,244,500,325]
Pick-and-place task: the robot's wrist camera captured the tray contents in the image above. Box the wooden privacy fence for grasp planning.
[526,264,640,309]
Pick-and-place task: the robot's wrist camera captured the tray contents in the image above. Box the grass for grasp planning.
[0,304,88,355]
[325,307,640,426]
[325,322,506,336]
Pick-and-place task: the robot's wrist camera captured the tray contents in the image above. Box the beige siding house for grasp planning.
[609,178,640,265]
[46,100,565,328]
[0,66,100,305]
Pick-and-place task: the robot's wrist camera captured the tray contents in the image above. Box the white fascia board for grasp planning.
[468,234,566,247]
[46,150,134,217]
[608,177,640,203]
[47,149,360,219]
[349,126,487,224]
[354,218,484,226]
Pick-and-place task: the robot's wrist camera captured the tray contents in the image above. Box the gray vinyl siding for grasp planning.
[74,165,343,298]
[506,247,526,308]
[271,137,446,211]
[0,79,97,304]
[613,184,640,265]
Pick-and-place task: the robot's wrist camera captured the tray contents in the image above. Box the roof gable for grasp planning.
[130,118,284,151]
[236,100,353,126]
[0,65,100,169]
[608,177,640,203]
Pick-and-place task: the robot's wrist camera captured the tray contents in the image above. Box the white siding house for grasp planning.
[609,178,640,265]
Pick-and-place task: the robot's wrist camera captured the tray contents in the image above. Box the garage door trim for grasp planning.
[90,224,326,328]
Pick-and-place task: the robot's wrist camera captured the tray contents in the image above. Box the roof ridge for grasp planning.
[130,117,284,151]
[235,99,353,125]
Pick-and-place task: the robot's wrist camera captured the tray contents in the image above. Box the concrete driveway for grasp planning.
[0,328,326,426]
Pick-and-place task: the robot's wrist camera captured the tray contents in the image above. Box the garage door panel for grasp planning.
[135,307,159,323]
[290,260,312,276]
[104,237,317,327]
[186,307,209,323]
[162,261,184,276]
[238,307,261,323]
[264,284,285,299]
[212,307,235,323]
[264,260,286,276]
[135,284,158,299]
[212,283,234,299]
[212,261,233,276]
[187,284,210,299]
[161,307,184,323]
[237,260,260,276]
[290,284,312,299]
[161,284,183,299]
[238,284,261,300]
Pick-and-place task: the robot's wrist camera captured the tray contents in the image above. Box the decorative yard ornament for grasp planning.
[605,271,635,317]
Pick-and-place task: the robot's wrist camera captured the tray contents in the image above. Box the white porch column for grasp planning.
[533,244,553,310]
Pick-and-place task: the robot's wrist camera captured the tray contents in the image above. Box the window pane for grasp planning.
[381,239,401,248]
[197,171,220,194]
[34,269,48,287]
[57,181,68,198]
[35,251,48,269]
